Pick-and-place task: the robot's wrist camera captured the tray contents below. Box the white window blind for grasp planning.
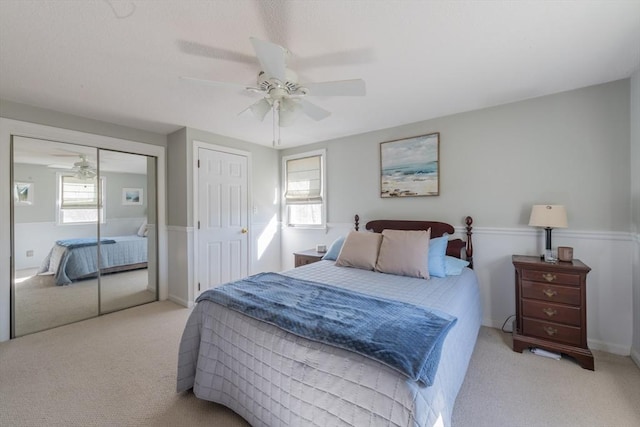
[285,155,322,205]
[61,176,100,208]
[58,174,105,224]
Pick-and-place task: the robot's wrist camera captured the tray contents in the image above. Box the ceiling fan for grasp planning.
[72,154,97,180]
[181,37,366,144]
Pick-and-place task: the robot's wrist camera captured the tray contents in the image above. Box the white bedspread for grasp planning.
[177,261,482,427]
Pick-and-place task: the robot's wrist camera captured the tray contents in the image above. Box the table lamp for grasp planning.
[528,205,568,262]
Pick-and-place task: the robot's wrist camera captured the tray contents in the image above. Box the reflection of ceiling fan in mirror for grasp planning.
[181,37,366,145]
[72,154,97,180]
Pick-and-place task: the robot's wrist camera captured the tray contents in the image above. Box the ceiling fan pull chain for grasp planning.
[272,106,276,147]
[278,102,282,146]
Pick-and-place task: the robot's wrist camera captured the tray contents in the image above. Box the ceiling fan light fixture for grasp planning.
[73,154,97,180]
[278,99,302,127]
[75,168,97,180]
[242,98,272,121]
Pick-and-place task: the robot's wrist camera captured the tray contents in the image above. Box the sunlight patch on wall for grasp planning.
[257,214,278,260]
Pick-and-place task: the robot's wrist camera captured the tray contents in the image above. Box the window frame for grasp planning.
[282,149,326,229]
[56,172,106,225]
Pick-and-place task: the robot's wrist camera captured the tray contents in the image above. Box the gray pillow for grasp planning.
[375,229,431,279]
[335,231,382,270]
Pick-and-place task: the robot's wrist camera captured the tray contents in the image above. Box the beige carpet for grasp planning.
[14,268,156,337]
[1,301,638,427]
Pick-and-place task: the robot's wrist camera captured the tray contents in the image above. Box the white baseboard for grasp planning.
[484,317,633,356]
[483,317,513,330]
[631,347,640,368]
[168,294,192,308]
[588,338,631,356]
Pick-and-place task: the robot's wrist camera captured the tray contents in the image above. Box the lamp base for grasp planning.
[544,249,557,263]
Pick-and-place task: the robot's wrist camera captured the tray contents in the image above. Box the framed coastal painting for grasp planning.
[380,132,439,197]
[13,182,34,205]
[122,187,143,205]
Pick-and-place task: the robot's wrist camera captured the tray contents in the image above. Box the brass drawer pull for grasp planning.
[543,326,558,336]
[542,273,556,282]
[542,288,557,298]
[542,307,557,317]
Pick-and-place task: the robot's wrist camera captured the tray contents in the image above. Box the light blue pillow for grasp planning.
[322,236,345,260]
[428,235,448,278]
[445,256,470,276]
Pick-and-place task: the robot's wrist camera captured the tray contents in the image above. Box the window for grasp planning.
[57,174,105,224]
[283,149,326,228]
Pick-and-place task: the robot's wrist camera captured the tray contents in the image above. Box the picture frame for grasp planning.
[380,132,440,197]
[14,182,34,205]
[122,187,143,205]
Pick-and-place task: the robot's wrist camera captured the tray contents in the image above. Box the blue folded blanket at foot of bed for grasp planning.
[196,272,457,386]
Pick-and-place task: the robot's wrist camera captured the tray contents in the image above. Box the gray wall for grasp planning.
[167,127,188,227]
[631,70,640,363]
[283,79,631,231]
[0,100,166,147]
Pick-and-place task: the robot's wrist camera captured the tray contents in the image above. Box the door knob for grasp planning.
[241,228,248,234]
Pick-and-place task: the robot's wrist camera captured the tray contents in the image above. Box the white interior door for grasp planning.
[197,147,248,293]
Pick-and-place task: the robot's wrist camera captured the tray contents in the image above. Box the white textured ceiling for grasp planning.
[1,1,639,148]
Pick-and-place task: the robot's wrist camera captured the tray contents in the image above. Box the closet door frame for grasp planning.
[0,118,167,341]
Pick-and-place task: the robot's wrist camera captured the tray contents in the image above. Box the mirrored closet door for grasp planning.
[11,136,157,337]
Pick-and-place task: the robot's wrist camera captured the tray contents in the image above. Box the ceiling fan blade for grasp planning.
[180,76,258,92]
[298,99,331,121]
[177,40,256,64]
[239,98,273,121]
[303,79,366,96]
[250,37,287,82]
[47,163,72,169]
[295,48,375,68]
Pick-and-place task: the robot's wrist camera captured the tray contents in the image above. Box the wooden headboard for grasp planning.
[354,214,474,268]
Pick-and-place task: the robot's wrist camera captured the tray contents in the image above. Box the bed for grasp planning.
[38,235,148,286]
[177,216,480,427]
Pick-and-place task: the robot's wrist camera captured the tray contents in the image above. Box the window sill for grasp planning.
[285,224,327,232]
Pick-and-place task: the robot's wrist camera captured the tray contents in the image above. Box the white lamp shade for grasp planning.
[239,98,272,122]
[529,205,568,228]
[278,98,302,127]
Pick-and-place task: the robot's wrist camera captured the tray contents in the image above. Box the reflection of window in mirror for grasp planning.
[57,173,106,224]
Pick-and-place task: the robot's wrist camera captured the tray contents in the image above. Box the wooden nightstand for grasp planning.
[294,249,325,267]
[512,255,594,370]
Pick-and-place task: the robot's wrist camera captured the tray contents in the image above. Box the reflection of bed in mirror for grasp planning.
[38,235,148,286]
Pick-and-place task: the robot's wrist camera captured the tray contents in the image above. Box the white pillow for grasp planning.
[335,231,383,270]
[137,219,147,237]
[375,229,431,279]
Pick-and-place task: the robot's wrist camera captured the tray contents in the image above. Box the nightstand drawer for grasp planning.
[295,255,320,267]
[522,299,581,326]
[522,281,581,305]
[521,269,580,286]
[522,318,581,346]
